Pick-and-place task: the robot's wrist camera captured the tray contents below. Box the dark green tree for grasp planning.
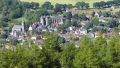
[42,2,53,10]
[60,43,77,68]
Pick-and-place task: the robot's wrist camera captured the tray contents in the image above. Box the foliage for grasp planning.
[60,43,77,68]
[24,9,49,22]
[1,35,120,67]
[75,2,89,9]
[42,2,53,10]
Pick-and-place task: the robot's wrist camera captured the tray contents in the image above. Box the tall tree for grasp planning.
[60,43,77,68]
[76,2,89,9]
[42,2,53,10]
[74,36,98,68]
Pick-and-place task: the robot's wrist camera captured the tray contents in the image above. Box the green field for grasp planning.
[20,0,111,7]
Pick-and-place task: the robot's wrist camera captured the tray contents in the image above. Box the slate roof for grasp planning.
[12,25,23,31]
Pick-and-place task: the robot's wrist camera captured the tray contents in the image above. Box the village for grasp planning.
[1,6,120,49]
[2,0,120,67]
[0,0,120,49]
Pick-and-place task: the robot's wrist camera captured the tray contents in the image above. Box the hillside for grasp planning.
[20,0,111,7]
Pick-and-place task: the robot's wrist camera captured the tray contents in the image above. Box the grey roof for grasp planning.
[12,25,23,31]
[50,16,63,19]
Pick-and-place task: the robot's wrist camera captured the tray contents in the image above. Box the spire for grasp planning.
[40,16,44,25]
[21,17,24,33]
[45,16,48,26]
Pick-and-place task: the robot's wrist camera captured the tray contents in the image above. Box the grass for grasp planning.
[79,8,120,15]
[0,14,2,19]
[13,17,27,23]
[20,0,111,8]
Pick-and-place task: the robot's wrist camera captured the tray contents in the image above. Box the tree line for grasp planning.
[0,0,120,21]
[93,0,120,8]
[1,32,120,68]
